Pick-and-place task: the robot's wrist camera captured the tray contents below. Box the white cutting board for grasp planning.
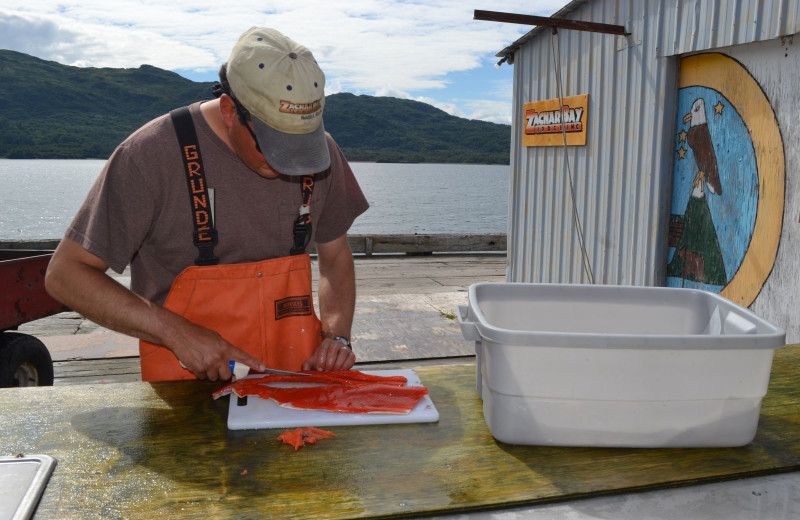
[226,369,439,430]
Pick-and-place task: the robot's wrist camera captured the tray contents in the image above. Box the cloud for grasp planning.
[465,101,514,125]
[0,9,217,69]
[0,0,567,122]
[371,87,512,125]
[0,13,82,59]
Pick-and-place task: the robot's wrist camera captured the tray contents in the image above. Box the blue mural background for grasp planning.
[667,86,758,292]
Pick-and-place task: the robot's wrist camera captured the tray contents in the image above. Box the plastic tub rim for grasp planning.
[466,282,786,350]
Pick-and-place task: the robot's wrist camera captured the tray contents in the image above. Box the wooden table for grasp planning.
[5,347,800,520]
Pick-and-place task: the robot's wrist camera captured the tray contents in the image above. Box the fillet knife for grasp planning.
[179,360,309,379]
[243,362,310,378]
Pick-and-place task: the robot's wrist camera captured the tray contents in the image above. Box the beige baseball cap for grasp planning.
[226,27,330,175]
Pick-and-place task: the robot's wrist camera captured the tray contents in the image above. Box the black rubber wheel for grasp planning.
[0,332,55,387]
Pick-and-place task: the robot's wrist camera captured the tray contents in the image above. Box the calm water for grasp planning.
[0,159,509,239]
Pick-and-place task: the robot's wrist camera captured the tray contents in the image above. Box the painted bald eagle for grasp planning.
[667,97,727,286]
[685,98,722,196]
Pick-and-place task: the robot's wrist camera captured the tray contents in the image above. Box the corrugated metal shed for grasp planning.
[504,0,800,286]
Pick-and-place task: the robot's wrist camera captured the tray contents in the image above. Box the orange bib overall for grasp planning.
[139,106,321,382]
[139,254,321,381]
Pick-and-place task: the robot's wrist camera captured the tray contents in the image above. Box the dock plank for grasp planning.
[54,357,142,385]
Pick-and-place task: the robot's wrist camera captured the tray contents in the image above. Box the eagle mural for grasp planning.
[667,97,727,286]
[667,53,782,308]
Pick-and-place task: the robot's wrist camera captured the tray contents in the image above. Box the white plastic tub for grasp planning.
[457,283,785,448]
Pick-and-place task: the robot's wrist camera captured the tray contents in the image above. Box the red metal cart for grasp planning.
[0,250,67,387]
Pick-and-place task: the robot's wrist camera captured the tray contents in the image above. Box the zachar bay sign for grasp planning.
[523,94,588,147]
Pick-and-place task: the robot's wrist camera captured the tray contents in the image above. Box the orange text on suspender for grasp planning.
[183,145,214,242]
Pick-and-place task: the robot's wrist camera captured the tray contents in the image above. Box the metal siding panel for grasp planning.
[507,50,525,282]
[659,0,800,56]
[508,0,677,286]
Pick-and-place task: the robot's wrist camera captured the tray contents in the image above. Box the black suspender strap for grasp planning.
[169,107,219,266]
[290,175,315,255]
[171,107,313,260]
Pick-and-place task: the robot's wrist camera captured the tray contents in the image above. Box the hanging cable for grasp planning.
[550,28,595,284]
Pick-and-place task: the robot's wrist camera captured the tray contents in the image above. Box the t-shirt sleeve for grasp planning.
[313,137,370,244]
[64,142,159,274]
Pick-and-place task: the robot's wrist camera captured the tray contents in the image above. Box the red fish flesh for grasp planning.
[278,427,337,451]
[213,370,408,400]
[213,370,428,414]
[233,383,428,414]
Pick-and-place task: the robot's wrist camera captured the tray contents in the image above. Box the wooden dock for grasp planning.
[17,248,506,385]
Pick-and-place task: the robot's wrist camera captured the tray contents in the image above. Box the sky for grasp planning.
[0,1,570,125]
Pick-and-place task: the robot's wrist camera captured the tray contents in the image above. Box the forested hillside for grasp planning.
[0,50,510,164]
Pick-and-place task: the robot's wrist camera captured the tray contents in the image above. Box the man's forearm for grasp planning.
[316,236,356,339]
[45,239,180,346]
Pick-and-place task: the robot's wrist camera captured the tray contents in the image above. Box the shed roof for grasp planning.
[494,0,800,63]
[494,0,588,63]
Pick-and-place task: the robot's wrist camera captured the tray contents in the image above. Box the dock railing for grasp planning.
[0,234,507,256]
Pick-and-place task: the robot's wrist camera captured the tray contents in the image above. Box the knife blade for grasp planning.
[230,361,309,379]
[260,367,310,377]
[179,360,310,379]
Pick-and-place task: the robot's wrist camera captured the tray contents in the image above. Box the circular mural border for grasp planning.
[679,53,785,307]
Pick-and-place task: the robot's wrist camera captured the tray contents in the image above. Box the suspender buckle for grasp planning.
[193,230,219,266]
[290,175,315,256]
[290,218,312,256]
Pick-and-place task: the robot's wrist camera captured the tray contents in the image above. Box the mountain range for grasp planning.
[0,50,510,164]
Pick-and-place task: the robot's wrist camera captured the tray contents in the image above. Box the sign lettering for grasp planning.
[523,94,588,147]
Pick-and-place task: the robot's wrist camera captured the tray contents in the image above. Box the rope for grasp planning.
[550,29,595,284]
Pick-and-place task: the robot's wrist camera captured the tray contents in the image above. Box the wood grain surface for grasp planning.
[4,346,800,519]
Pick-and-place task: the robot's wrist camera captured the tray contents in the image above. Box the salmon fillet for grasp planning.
[213,370,408,399]
[213,370,428,414]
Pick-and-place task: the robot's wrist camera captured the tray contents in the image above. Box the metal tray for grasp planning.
[0,454,57,520]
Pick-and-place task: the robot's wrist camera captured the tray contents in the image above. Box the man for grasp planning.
[45,27,369,382]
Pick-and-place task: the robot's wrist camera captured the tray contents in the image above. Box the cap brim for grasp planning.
[251,118,331,176]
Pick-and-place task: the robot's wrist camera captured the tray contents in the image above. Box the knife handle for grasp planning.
[178,360,250,380]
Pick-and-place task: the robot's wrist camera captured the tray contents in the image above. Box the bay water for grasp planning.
[0,159,509,239]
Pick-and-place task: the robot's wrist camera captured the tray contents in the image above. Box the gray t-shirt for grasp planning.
[66,102,369,305]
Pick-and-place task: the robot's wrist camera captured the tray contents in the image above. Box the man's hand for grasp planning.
[302,337,355,371]
[168,319,266,381]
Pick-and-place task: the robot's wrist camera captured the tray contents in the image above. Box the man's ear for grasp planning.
[218,94,237,128]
